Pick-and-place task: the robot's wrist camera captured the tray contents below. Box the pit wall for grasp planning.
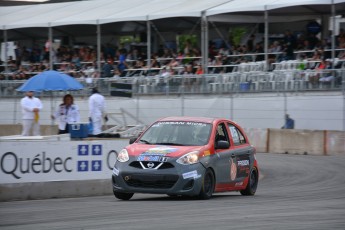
[246,128,345,156]
[0,124,57,136]
[1,125,344,155]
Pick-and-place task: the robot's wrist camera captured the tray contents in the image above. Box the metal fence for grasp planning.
[1,69,344,98]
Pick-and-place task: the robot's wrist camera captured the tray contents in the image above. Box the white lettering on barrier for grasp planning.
[0,139,128,184]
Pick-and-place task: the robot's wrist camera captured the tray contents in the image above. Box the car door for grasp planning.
[214,122,234,187]
[227,123,252,184]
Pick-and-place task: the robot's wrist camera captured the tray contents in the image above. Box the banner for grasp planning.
[0,139,129,184]
[1,41,16,61]
[110,82,132,97]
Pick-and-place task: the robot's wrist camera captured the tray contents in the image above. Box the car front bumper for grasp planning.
[112,159,206,196]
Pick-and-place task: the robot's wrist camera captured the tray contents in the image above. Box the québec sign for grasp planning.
[0,139,128,184]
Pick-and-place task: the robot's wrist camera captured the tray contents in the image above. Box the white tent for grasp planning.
[1,1,80,29]
[206,0,345,16]
[1,0,344,72]
[1,0,344,29]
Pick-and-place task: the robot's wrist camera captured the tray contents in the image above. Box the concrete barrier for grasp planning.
[0,180,112,201]
[326,131,345,155]
[268,129,325,155]
[1,125,344,156]
[245,128,268,153]
[245,128,345,156]
[0,125,58,136]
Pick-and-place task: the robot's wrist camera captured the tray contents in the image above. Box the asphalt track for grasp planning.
[0,153,345,230]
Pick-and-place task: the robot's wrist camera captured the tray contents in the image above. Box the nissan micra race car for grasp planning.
[112,116,259,200]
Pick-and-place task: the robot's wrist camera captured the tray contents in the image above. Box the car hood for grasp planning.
[127,144,204,158]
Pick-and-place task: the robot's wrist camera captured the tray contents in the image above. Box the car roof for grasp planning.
[158,116,221,124]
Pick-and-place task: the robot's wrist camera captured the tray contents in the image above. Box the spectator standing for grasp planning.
[283,30,296,49]
[246,34,255,52]
[20,91,43,136]
[184,39,192,56]
[282,114,295,129]
[51,94,80,134]
[254,43,264,61]
[307,33,320,50]
[102,59,114,78]
[89,88,108,136]
[117,49,127,72]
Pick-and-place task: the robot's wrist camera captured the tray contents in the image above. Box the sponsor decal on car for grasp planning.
[112,167,119,176]
[137,155,168,162]
[142,146,177,155]
[153,121,207,127]
[235,182,243,186]
[230,158,237,181]
[237,160,249,166]
[137,146,176,162]
[182,170,201,179]
[203,150,211,156]
[235,156,250,178]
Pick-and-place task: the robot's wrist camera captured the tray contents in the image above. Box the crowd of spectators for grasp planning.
[1,28,345,81]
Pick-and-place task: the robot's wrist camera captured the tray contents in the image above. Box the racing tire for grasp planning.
[198,168,215,200]
[113,191,134,200]
[240,167,258,196]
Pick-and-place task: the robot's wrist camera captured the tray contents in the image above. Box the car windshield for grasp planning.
[139,121,212,146]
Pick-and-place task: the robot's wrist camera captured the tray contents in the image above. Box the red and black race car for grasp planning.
[112,116,259,200]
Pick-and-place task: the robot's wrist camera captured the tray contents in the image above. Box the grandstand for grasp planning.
[0,0,344,131]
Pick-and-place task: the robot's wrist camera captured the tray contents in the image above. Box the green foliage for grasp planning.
[119,36,140,45]
[177,34,197,53]
[229,27,247,46]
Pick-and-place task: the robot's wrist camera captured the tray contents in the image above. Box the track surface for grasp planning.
[1,153,345,230]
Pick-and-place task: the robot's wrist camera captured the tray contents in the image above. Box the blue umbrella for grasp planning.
[17,70,84,92]
[16,70,84,133]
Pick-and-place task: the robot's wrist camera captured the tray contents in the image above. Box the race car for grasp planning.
[112,116,259,200]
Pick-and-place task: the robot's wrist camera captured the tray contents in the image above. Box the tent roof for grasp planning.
[206,0,345,16]
[1,0,345,30]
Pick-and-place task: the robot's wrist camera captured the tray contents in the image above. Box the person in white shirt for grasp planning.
[20,91,43,136]
[89,88,108,135]
[51,94,80,134]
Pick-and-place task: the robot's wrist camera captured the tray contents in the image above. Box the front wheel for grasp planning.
[240,167,258,196]
[113,191,134,200]
[198,168,215,200]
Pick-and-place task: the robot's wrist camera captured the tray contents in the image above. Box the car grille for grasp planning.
[129,161,174,169]
[123,174,179,189]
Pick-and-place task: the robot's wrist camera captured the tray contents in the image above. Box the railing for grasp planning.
[1,69,344,98]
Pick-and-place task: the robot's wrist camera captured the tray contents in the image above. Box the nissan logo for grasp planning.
[147,162,155,168]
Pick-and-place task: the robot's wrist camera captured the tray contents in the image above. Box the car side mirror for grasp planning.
[216,140,230,149]
[129,137,137,144]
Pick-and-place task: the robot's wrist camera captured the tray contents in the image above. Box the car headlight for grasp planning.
[117,149,129,162]
[176,151,200,165]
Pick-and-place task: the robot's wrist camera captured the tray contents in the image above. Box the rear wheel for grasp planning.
[113,191,134,200]
[198,169,215,200]
[240,167,258,196]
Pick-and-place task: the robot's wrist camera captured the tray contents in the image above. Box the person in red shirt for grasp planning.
[308,59,330,87]
[195,64,204,75]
